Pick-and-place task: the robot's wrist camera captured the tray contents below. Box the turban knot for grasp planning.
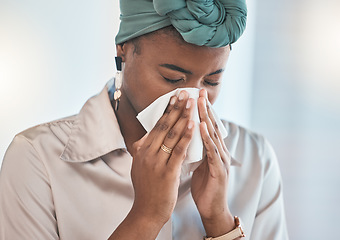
[116,0,247,48]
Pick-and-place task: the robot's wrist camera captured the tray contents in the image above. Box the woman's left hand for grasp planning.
[191,89,235,237]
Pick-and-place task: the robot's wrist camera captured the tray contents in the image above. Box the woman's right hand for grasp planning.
[110,91,195,239]
[131,90,194,222]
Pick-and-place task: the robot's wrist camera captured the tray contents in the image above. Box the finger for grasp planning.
[167,120,195,171]
[202,92,231,166]
[164,95,177,114]
[132,132,149,152]
[198,97,224,152]
[199,89,230,167]
[199,88,207,98]
[200,122,225,178]
[206,101,229,157]
[159,98,195,159]
[200,89,223,143]
[197,95,215,138]
[198,91,228,164]
[143,95,178,147]
[149,90,189,154]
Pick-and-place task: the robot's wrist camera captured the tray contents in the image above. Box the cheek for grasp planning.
[207,86,221,104]
[122,64,152,111]
[122,64,177,112]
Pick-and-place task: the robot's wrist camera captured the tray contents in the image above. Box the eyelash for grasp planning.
[163,77,183,84]
[163,77,219,87]
[204,81,219,86]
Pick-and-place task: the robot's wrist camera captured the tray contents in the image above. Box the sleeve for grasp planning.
[0,135,59,240]
[250,139,289,240]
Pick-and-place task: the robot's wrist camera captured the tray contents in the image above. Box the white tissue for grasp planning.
[136,88,228,175]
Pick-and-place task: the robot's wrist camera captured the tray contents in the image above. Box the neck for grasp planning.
[114,93,147,155]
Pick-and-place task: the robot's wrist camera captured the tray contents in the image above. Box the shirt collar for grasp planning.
[60,80,243,166]
[60,81,126,162]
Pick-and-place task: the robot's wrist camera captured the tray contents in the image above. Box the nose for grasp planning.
[183,79,201,89]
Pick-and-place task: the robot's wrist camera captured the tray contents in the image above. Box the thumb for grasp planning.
[132,133,149,155]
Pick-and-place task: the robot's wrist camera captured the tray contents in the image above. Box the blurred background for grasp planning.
[1,0,339,239]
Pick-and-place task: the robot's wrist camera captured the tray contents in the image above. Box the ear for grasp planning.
[116,44,126,62]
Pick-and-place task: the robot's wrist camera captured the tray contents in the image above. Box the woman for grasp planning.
[0,0,288,239]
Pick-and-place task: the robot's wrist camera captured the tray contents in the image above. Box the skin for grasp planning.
[108,30,237,239]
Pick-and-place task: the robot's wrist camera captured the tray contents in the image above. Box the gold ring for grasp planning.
[161,144,173,154]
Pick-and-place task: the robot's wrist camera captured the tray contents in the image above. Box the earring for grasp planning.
[113,56,123,111]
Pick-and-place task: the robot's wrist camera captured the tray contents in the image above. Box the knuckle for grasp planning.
[225,164,230,175]
[164,107,171,114]
[167,129,177,139]
[202,113,209,120]
[183,130,193,139]
[132,141,139,151]
[134,148,141,158]
[213,131,218,139]
[173,145,184,156]
[207,154,214,164]
[221,155,228,165]
[154,122,160,129]
[181,111,189,119]
[132,144,142,157]
[173,103,180,110]
[157,122,169,131]
[201,129,208,139]
[221,151,228,160]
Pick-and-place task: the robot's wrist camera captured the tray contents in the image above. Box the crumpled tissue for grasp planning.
[136,88,228,175]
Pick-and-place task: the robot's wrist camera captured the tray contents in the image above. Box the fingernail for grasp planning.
[186,99,191,109]
[170,96,176,105]
[178,91,185,101]
[188,121,194,129]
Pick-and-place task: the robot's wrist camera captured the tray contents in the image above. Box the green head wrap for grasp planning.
[115,0,247,48]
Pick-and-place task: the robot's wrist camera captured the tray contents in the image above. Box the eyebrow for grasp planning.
[207,68,224,76]
[159,64,192,74]
[159,63,224,76]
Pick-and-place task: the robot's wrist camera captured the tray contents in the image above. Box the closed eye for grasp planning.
[163,77,184,84]
[204,80,220,86]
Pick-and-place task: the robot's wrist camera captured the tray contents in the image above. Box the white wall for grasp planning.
[0,0,118,159]
[250,0,340,239]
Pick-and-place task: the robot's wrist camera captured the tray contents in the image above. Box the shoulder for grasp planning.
[1,115,79,199]
[221,120,279,176]
[17,115,77,147]
[0,121,64,240]
[2,115,77,171]
[222,120,266,148]
[222,120,268,159]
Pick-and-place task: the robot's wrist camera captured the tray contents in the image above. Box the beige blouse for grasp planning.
[0,82,289,240]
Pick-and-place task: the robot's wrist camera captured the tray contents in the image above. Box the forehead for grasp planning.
[139,29,229,54]
[136,30,230,73]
